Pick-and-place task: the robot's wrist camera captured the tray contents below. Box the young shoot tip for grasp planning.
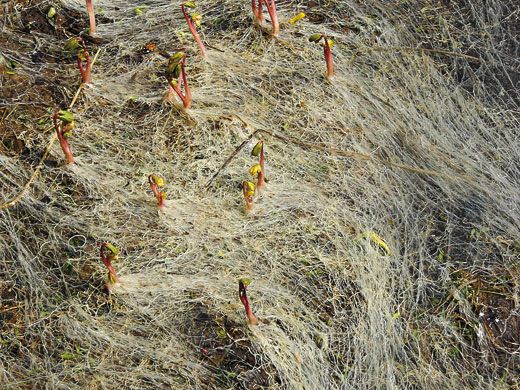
[100,242,119,285]
[239,278,258,325]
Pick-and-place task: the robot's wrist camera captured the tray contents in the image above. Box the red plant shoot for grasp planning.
[251,0,264,23]
[252,0,279,36]
[181,2,207,58]
[65,37,92,84]
[165,51,192,109]
[100,242,119,285]
[85,0,96,36]
[309,33,334,79]
[242,181,255,212]
[264,0,279,36]
[53,110,75,164]
[250,141,265,190]
[148,174,167,209]
[239,278,258,325]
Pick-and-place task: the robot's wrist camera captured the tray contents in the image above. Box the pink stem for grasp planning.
[180,58,192,108]
[86,0,96,35]
[264,0,279,36]
[53,112,74,164]
[76,38,92,84]
[167,56,191,109]
[181,4,207,58]
[252,0,264,23]
[257,142,265,190]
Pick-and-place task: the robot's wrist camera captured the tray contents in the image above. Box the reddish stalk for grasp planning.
[76,37,92,84]
[323,36,334,79]
[252,0,264,23]
[100,243,118,284]
[166,52,192,109]
[239,279,258,325]
[181,2,207,58]
[53,110,75,164]
[251,141,265,190]
[148,174,166,209]
[264,0,279,36]
[85,0,96,36]
[309,33,335,79]
[257,142,265,190]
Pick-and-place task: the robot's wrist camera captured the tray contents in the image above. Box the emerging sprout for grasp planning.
[65,37,92,84]
[165,51,192,109]
[359,231,391,255]
[251,141,266,190]
[242,181,255,212]
[53,110,75,164]
[288,12,306,24]
[100,242,119,285]
[181,1,207,58]
[309,33,334,79]
[47,6,57,19]
[239,278,258,325]
[252,0,279,36]
[148,174,167,209]
[85,0,96,36]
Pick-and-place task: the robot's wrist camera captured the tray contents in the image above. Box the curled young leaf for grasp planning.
[288,12,306,24]
[64,38,81,52]
[191,13,202,27]
[309,33,323,43]
[249,164,262,177]
[58,110,74,124]
[239,278,252,287]
[167,52,185,74]
[243,181,255,197]
[105,243,120,257]
[183,1,196,8]
[173,63,182,79]
[251,141,263,157]
[327,39,334,48]
[150,174,165,187]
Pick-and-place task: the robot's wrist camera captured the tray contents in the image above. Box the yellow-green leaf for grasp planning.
[249,164,262,176]
[309,33,323,43]
[251,141,263,157]
[288,12,306,24]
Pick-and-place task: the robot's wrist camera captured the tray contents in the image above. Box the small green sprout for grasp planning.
[148,174,167,209]
[86,0,96,35]
[239,278,258,325]
[47,6,57,19]
[53,110,75,164]
[165,51,192,109]
[134,6,147,15]
[309,33,335,79]
[100,242,119,286]
[181,2,207,58]
[242,181,255,212]
[65,37,92,84]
